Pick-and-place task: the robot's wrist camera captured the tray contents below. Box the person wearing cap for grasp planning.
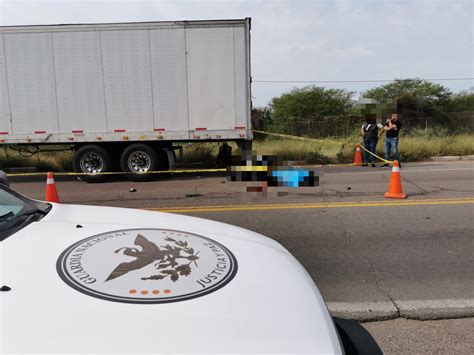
[360,115,383,167]
[381,114,402,167]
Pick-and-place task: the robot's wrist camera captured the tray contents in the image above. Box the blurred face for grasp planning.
[366,114,376,124]
[391,114,398,121]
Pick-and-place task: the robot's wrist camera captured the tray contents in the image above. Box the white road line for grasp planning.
[327,301,397,321]
[324,168,474,176]
[397,299,474,309]
[392,168,474,173]
[327,299,474,321]
[403,168,473,172]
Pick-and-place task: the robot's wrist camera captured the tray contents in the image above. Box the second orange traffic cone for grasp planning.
[384,161,406,199]
[45,172,60,203]
[353,144,363,166]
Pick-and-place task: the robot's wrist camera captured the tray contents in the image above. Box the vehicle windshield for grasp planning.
[0,185,51,241]
[0,188,28,221]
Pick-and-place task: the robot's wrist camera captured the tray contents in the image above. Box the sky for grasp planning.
[1,0,472,107]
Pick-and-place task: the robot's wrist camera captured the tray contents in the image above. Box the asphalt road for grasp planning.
[362,318,474,354]
[10,160,474,207]
[9,160,474,322]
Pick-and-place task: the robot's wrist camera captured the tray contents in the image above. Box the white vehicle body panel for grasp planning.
[187,27,236,131]
[1,204,341,354]
[3,32,59,135]
[101,29,155,132]
[0,36,10,135]
[53,31,108,133]
[0,19,252,144]
[149,28,189,134]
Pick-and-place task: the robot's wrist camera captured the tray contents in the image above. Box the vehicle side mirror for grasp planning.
[0,171,10,187]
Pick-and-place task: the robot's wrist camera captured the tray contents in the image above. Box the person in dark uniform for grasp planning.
[381,114,402,167]
[360,115,381,167]
[216,143,232,168]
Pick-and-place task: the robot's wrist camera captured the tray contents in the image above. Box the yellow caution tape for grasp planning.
[5,134,395,177]
[297,163,358,168]
[6,168,227,177]
[231,166,268,172]
[253,130,326,142]
[357,143,394,164]
[253,130,394,165]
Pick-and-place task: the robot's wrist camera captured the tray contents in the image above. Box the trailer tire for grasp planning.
[120,144,159,182]
[73,145,112,183]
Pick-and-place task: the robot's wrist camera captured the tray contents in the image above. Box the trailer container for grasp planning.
[0,18,252,181]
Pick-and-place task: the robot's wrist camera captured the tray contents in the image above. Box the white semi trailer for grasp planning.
[0,19,252,181]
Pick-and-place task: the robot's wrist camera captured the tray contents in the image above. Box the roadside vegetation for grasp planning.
[0,148,72,172]
[251,132,474,164]
[2,132,473,172]
[254,79,474,138]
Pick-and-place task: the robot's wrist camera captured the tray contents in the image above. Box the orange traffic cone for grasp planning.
[384,161,406,199]
[353,144,363,166]
[45,172,60,203]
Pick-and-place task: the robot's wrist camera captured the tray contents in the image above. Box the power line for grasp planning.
[253,78,474,84]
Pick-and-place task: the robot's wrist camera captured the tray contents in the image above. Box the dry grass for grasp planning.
[307,134,474,163]
[395,134,474,161]
[0,147,72,171]
[160,134,474,165]
[252,139,339,164]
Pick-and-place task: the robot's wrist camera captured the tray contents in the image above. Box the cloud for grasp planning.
[0,0,472,106]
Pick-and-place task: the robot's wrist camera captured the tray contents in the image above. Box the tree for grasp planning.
[251,107,272,131]
[362,78,452,127]
[445,91,474,134]
[447,91,474,112]
[269,86,354,136]
[271,86,353,120]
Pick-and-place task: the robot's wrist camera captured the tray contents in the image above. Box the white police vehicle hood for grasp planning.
[1,203,342,354]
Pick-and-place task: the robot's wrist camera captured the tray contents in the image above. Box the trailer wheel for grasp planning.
[120,144,159,181]
[73,145,112,183]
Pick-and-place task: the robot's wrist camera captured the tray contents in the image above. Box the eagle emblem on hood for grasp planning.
[106,234,200,282]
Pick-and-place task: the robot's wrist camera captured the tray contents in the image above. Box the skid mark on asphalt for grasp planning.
[428,185,474,193]
[400,175,432,195]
